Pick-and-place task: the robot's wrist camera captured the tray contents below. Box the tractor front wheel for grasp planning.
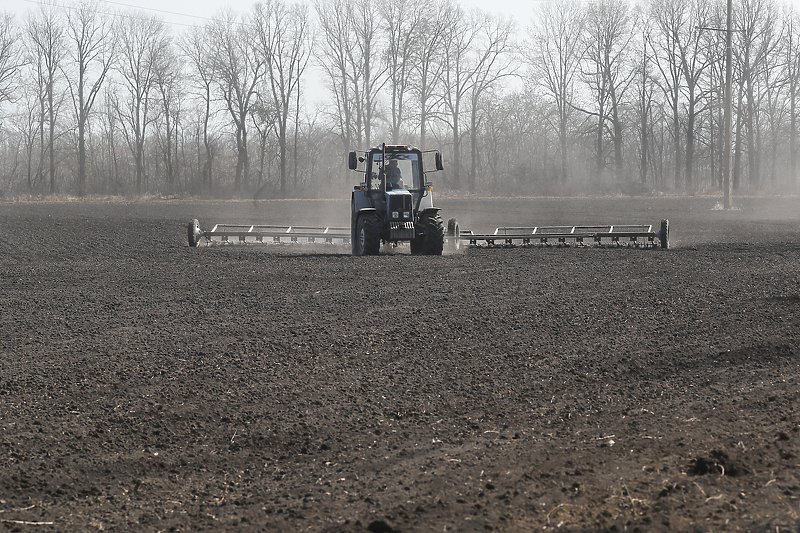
[353,214,381,256]
[417,214,444,255]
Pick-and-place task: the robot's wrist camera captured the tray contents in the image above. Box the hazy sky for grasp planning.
[5,0,536,24]
[9,0,800,26]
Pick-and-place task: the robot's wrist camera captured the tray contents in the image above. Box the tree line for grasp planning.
[0,0,798,198]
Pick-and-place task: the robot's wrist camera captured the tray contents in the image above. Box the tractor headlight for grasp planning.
[392,211,399,219]
[403,211,410,219]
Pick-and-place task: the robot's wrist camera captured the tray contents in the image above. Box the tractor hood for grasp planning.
[385,189,414,221]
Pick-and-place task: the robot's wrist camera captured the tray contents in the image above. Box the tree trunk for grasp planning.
[612,108,623,182]
[451,110,460,189]
[469,103,478,192]
[733,80,744,191]
[559,108,568,184]
[48,87,55,194]
[203,83,212,190]
[77,71,86,196]
[419,109,427,149]
[685,89,695,193]
[235,127,244,191]
[293,77,301,195]
[792,75,797,190]
[640,103,648,186]
[279,126,287,196]
[78,121,86,196]
[37,92,45,192]
[596,113,604,177]
[241,125,249,189]
[672,97,680,190]
[136,139,144,194]
[164,107,173,189]
[745,78,757,189]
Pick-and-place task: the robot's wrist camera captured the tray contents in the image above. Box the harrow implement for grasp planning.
[187,218,669,250]
[187,219,350,247]
[457,219,669,249]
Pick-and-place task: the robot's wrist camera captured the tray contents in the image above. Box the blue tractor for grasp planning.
[348,143,458,256]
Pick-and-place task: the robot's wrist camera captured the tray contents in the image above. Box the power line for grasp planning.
[96,0,216,23]
[22,0,198,28]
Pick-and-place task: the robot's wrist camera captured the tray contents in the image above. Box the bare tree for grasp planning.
[209,11,263,191]
[316,0,387,150]
[1,12,26,191]
[414,0,454,148]
[0,12,23,107]
[467,13,515,191]
[785,7,800,189]
[250,96,278,189]
[180,24,216,191]
[703,1,728,189]
[154,44,182,191]
[381,0,424,142]
[736,0,781,189]
[11,84,40,191]
[439,6,480,189]
[527,0,585,184]
[26,5,65,194]
[254,0,311,196]
[315,0,354,150]
[634,27,657,186]
[115,14,168,193]
[65,1,113,196]
[754,9,788,187]
[578,0,636,182]
[348,0,387,148]
[677,0,712,192]
[650,0,686,190]
[760,38,787,186]
[100,83,120,192]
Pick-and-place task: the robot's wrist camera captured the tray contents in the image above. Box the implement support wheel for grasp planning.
[188,219,201,248]
[446,218,461,252]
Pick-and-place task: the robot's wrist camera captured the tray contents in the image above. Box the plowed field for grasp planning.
[1,196,799,531]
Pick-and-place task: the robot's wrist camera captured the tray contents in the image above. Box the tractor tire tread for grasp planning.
[355,213,381,256]
[421,214,445,255]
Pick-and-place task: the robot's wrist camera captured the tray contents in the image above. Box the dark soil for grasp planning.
[1,196,799,531]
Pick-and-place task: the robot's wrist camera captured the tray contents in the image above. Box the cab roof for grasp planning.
[371,144,416,152]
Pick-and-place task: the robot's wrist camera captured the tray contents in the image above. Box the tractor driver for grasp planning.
[386,159,404,189]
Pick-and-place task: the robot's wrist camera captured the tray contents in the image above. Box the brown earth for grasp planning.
[0,196,798,532]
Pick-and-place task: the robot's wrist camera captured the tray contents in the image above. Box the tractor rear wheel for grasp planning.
[419,214,444,255]
[354,213,381,256]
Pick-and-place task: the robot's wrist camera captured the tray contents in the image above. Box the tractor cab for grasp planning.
[348,143,447,256]
[364,149,417,224]
[366,150,420,191]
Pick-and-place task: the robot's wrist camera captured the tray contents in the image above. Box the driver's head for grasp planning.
[388,159,397,168]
